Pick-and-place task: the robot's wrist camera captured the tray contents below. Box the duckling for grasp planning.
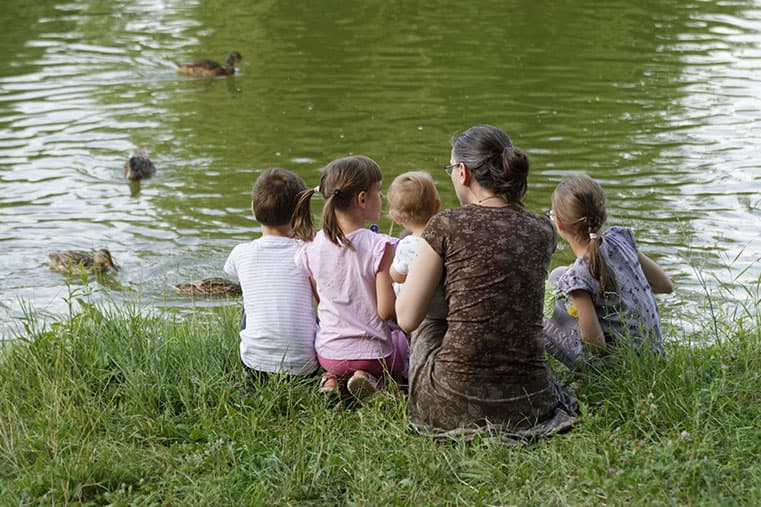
[175,51,242,77]
[48,249,118,274]
[173,277,242,297]
[123,151,155,180]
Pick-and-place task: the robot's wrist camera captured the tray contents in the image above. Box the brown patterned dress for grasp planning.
[408,204,578,440]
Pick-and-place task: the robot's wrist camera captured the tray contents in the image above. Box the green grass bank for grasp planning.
[1,287,760,506]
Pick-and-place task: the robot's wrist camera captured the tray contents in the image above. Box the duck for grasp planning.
[173,277,242,297]
[123,151,156,180]
[175,51,242,77]
[48,249,118,274]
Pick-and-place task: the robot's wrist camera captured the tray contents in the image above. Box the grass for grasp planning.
[1,283,760,506]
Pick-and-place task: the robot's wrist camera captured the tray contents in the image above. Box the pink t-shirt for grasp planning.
[295,228,396,361]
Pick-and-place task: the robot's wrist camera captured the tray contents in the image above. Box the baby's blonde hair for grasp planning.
[387,171,440,226]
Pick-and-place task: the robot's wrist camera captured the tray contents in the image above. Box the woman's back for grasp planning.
[432,204,554,376]
[409,204,575,436]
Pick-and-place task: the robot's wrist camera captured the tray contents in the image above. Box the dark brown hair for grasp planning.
[291,155,382,249]
[251,168,308,226]
[451,124,529,206]
[552,173,616,294]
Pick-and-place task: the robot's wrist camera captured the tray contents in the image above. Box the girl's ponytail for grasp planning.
[322,188,353,250]
[291,187,317,241]
[585,228,615,295]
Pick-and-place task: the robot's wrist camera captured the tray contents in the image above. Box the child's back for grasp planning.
[297,228,395,359]
[226,236,317,374]
[554,226,663,352]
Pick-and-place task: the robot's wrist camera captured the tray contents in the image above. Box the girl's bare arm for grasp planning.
[638,253,673,294]
[375,244,397,320]
[570,290,606,353]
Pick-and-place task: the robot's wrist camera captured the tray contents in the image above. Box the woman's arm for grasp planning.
[638,253,673,294]
[569,290,606,353]
[395,240,443,333]
[375,244,397,320]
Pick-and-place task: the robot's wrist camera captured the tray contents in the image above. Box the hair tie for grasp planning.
[502,145,513,157]
[313,186,320,193]
[333,189,340,197]
[589,232,600,241]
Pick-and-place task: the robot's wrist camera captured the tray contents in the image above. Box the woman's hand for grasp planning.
[395,240,443,333]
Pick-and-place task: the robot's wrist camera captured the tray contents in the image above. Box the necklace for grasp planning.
[477,195,505,205]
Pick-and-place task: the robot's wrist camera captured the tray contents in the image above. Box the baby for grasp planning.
[387,171,447,320]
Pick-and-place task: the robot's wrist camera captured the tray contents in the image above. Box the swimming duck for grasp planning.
[173,277,242,297]
[48,249,118,274]
[123,151,156,180]
[175,51,242,77]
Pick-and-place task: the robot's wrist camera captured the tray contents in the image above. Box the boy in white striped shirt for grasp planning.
[224,168,318,385]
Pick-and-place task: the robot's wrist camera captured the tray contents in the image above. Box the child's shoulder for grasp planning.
[234,236,301,254]
[605,226,637,248]
[350,228,398,247]
[558,259,597,294]
[398,233,422,246]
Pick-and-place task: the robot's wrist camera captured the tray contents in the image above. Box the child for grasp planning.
[543,173,673,368]
[387,171,447,320]
[224,168,318,384]
[292,155,407,402]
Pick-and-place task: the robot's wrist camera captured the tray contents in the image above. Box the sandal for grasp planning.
[347,370,380,402]
[319,374,339,394]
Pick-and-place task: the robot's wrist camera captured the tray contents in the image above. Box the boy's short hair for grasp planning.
[387,171,440,226]
[252,168,307,226]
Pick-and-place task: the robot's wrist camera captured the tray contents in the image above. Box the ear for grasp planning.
[357,190,367,207]
[457,163,471,186]
[388,210,404,225]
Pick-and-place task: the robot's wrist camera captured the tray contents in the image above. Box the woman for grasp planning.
[396,125,577,440]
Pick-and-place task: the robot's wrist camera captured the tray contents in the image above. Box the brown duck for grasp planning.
[48,249,118,274]
[175,51,242,77]
[174,277,242,297]
[123,151,155,180]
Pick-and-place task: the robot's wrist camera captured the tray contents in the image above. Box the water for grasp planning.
[1,0,760,336]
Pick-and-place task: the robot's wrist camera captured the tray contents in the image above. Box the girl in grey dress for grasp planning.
[543,174,673,368]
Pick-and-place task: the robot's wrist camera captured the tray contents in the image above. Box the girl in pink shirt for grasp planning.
[293,155,407,402]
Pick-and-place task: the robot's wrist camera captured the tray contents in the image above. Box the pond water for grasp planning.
[1,0,760,337]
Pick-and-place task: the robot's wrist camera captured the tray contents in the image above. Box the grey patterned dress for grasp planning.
[543,226,665,368]
[408,204,578,440]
